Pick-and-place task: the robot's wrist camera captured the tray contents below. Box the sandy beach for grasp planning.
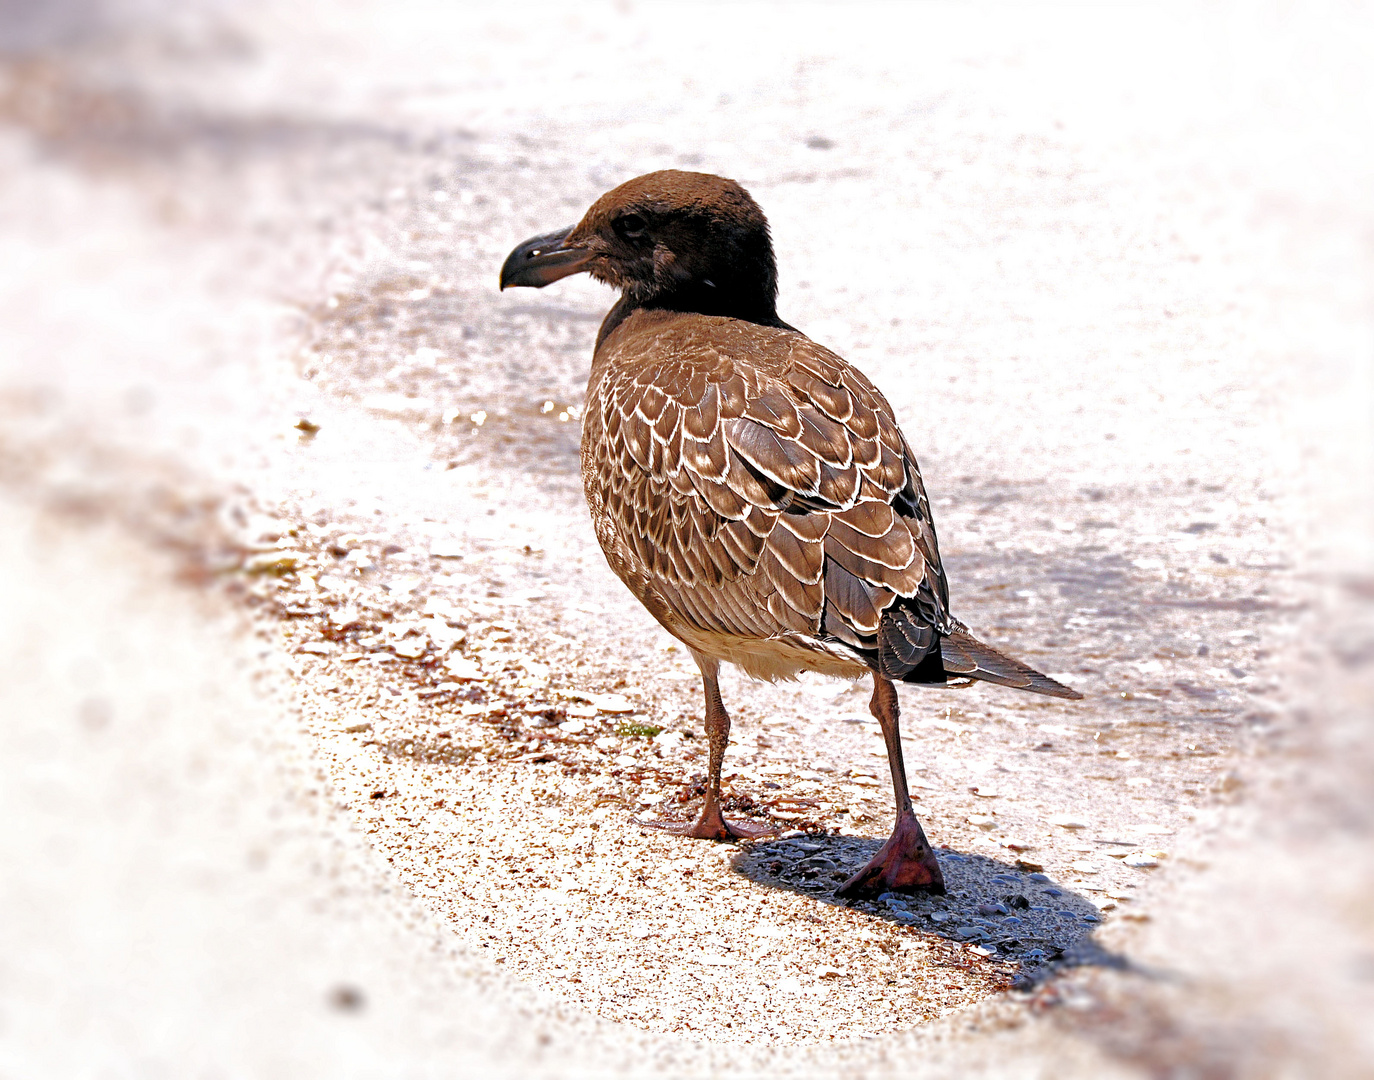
[2,3,1371,1075]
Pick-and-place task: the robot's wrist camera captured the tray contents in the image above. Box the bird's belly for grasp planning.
[675,626,870,684]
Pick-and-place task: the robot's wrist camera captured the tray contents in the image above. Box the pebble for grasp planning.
[443,656,483,680]
[245,550,306,575]
[589,693,635,714]
[1026,873,1052,884]
[929,912,952,923]
[559,718,587,734]
[1070,860,1100,874]
[1122,853,1161,868]
[1049,814,1089,829]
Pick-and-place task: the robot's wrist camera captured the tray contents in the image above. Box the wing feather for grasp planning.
[583,317,953,673]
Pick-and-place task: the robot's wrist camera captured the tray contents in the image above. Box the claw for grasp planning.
[835,813,946,898]
[637,800,776,841]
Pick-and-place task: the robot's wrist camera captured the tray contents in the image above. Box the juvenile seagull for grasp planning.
[500,171,1080,897]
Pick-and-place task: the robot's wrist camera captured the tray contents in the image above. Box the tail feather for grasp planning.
[936,628,1082,700]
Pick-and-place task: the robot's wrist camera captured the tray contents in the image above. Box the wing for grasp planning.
[584,316,952,679]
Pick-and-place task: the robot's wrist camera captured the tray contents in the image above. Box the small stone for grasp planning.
[1071,861,1100,875]
[929,911,952,923]
[970,945,996,957]
[967,815,997,829]
[443,656,483,681]
[329,608,364,630]
[971,784,1001,798]
[816,966,844,980]
[1026,873,1052,884]
[559,718,587,735]
[593,736,618,750]
[613,754,638,767]
[1049,814,1088,829]
[298,641,336,655]
[954,926,982,940]
[1122,853,1160,868]
[392,638,426,659]
[589,693,635,714]
[245,551,305,576]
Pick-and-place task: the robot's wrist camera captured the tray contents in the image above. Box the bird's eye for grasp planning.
[615,213,647,240]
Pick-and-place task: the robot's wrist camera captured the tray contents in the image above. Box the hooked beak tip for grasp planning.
[499,226,590,290]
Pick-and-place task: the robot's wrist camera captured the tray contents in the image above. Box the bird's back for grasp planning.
[580,307,953,683]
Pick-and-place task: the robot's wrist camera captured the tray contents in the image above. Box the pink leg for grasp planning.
[639,652,775,841]
[836,675,946,897]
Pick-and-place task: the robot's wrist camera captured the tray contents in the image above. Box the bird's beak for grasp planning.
[498,226,592,289]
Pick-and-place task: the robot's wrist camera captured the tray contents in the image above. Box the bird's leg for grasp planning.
[637,652,775,841]
[835,675,946,898]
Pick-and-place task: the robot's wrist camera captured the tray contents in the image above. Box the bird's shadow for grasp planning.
[733,836,1131,987]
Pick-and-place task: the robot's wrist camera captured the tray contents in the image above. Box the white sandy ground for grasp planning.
[2,2,1373,1076]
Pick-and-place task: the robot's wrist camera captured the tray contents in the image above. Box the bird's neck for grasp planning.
[596,278,783,351]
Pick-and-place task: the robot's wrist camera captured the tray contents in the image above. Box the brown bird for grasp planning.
[500,171,1080,897]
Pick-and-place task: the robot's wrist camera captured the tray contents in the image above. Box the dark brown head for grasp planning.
[499,170,781,326]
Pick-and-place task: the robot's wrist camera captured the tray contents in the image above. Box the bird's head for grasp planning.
[499,170,779,324]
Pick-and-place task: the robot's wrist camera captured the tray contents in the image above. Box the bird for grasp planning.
[499,170,1080,898]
